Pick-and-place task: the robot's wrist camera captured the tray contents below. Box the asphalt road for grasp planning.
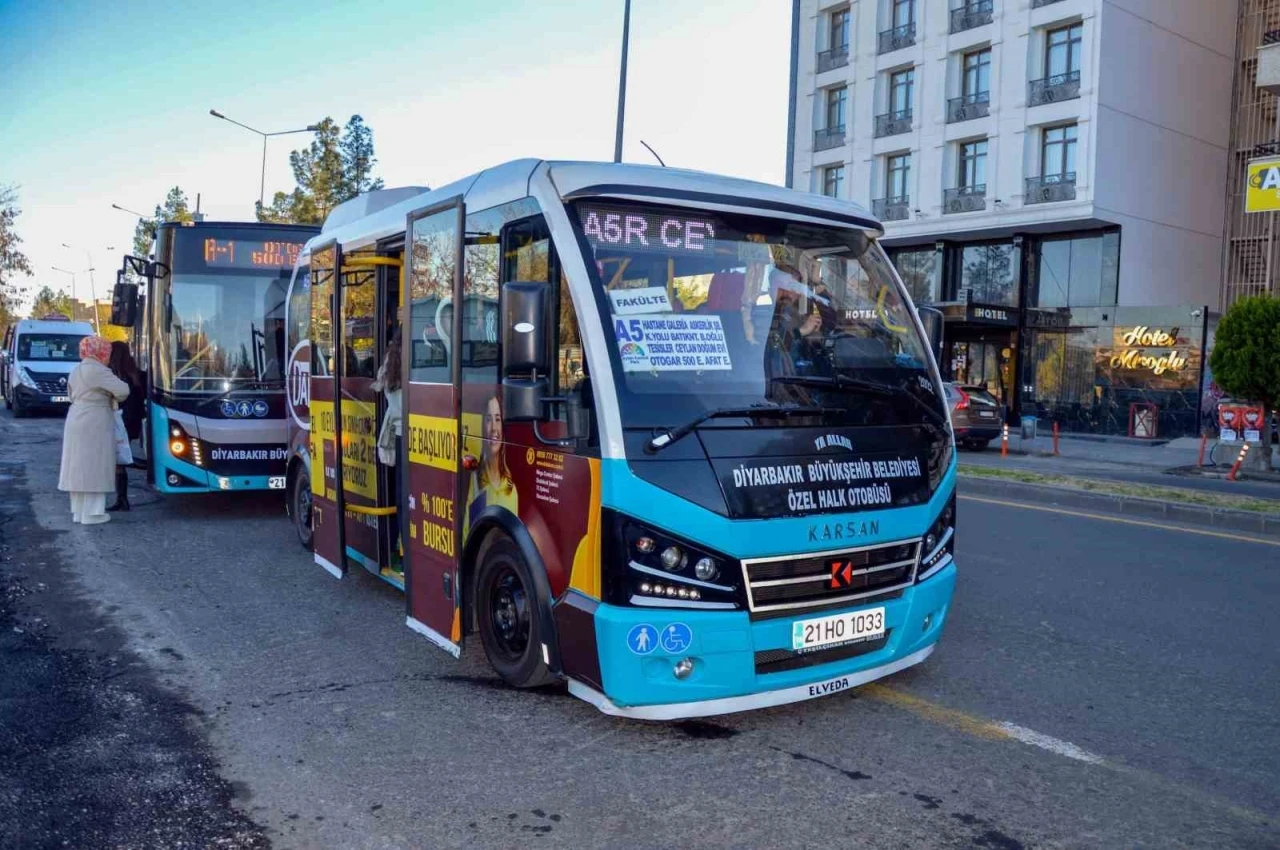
[2,411,1278,850]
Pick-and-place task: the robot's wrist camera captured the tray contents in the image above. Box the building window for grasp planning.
[892,0,915,28]
[826,86,848,131]
[963,48,991,99]
[958,241,1018,306]
[889,69,914,115]
[886,154,910,198]
[831,8,850,51]
[1042,124,1077,177]
[891,247,937,304]
[959,139,987,189]
[1032,231,1119,309]
[823,164,846,198]
[1045,23,1083,78]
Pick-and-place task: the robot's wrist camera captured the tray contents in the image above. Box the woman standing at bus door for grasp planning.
[373,331,403,568]
[58,336,130,525]
[107,342,144,512]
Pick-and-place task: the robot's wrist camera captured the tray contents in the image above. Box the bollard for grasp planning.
[1001,423,1009,458]
[1197,433,1208,467]
[1053,421,1061,456]
[1226,443,1250,481]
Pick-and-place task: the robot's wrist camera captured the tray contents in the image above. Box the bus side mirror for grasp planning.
[501,281,551,423]
[917,306,944,365]
[111,281,139,327]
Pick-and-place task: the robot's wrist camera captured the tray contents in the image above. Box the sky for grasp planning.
[0,0,791,312]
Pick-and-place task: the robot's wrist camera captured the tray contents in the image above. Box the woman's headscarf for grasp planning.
[79,335,113,365]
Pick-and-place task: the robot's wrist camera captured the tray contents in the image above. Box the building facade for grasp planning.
[1226,0,1280,305]
[787,0,1237,438]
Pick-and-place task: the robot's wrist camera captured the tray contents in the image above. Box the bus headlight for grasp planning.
[601,510,744,610]
[917,492,956,583]
[167,421,205,467]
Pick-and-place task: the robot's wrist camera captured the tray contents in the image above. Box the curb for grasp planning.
[958,474,1280,537]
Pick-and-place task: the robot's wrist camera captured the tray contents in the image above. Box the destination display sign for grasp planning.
[579,205,718,256]
[203,238,303,270]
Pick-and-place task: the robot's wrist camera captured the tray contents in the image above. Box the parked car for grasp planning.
[2,317,94,417]
[945,383,1005,450]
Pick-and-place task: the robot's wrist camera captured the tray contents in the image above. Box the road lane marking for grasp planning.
[959,495,1280,547]
[994,721,1105,764]
[863,684,1105,763]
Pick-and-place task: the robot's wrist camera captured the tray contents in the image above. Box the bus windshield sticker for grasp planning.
[613,314,733,372]
[609,286,672,316]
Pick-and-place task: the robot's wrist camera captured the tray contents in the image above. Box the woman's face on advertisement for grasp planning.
[484,398,503,442]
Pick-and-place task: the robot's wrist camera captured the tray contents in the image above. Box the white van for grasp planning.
[1,317,95,416]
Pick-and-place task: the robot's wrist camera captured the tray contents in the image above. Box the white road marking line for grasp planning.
[994,721,1106,765]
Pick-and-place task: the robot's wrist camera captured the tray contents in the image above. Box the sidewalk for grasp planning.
[959,432,1280,502]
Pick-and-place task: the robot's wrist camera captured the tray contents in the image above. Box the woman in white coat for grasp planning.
[58,335,130,525]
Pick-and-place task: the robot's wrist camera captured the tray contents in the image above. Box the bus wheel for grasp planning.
[292,469,313,551]
[476,536,555,688]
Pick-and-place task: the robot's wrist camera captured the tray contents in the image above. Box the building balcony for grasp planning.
[1257,31,1280,95]
[947,92,990,123]
[944,185,986,214]
[872,196,911,222]
[874,109,912,138]
[817,46,850,74]
[814,126,846,152]
[878,22,916,55]
[1031,0,1065,7]
[950,0,993,34]
[1028,71,1081,106]
[1025,172,1077,204]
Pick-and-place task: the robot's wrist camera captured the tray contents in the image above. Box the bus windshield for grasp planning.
[571,201,944,430]
[17,333,85,362]
[164,273,288,393]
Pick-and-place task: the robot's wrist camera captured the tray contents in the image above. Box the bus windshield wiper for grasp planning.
[771,375,947,428]
[646,404,844,454]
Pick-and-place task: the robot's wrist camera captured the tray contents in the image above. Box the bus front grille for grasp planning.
[741,539,920,619]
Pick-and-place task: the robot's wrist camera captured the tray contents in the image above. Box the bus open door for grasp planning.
[401,198,467,656]
[307,242,345,577]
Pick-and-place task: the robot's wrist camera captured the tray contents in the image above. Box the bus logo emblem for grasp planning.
[287,340,311,430]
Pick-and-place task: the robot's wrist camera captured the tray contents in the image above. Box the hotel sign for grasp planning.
[1246,157,1280,213]
[966,303,1017,326]
[1109,326,1189,376]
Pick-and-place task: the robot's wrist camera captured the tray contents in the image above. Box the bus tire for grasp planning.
[476,535,556,689]
[292,467,314,551]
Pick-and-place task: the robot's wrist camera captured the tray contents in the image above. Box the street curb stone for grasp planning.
[958,475,1280,537]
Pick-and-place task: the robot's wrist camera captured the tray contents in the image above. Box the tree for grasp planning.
[1,185,33,335]
[1209,294,1280,465]
[256,115,384,225]
[133,187,195,258]
[29,285,72,320]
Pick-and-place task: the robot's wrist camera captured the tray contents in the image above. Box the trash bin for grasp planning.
[1129,402,1159,438]
[1020,415,1037,440]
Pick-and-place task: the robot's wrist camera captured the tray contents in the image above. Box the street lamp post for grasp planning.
[614,0,632,163]
[111,203,153,220]
[209,110,321,209]
[62,243,100,333]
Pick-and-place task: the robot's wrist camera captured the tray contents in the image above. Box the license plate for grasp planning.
[268,476,286,490]
[792,607,886,652]
[52,396,69,403]
[978,410,995,418]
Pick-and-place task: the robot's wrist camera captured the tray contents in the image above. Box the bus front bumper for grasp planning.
[574,561,956,720]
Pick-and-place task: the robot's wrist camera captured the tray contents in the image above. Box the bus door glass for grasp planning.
[308,243,344,577]
[338,253,384,580]
[403,199,465,654]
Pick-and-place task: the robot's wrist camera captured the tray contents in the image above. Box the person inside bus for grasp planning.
[764,264,826,379]
[58,336,130,525]
[107,342,145,512]
[372,330,403,569]
[462,395,519,541]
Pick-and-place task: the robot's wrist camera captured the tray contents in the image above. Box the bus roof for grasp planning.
[300,159,883,261]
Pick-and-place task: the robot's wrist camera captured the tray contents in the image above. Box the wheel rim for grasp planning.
[488,565,531,661]
[296,481,312,534]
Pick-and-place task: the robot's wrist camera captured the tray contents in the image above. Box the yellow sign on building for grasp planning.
[1245,157,1280,213]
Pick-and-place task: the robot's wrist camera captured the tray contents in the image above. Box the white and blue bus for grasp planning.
[138,221,319,493]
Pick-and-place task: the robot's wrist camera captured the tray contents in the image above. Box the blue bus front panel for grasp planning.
[576,459,958,718]
[150,405,285,494]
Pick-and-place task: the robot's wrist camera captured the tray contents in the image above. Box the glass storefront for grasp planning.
[887,226,1210,438]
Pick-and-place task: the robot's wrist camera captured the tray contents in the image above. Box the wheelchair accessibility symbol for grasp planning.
[660,623,692,654]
